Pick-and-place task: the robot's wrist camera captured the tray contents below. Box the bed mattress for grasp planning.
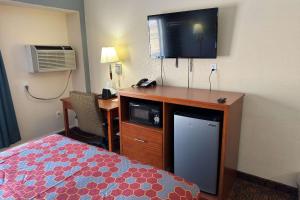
[0,134,200,199]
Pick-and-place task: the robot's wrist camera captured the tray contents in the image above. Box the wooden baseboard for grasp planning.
[237,171,298,196]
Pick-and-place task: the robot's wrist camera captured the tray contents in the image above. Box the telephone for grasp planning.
[133,78,157,88]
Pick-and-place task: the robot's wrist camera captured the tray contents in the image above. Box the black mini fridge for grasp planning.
[174,111,221,195]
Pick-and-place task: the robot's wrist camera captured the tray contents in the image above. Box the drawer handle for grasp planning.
[134,138,146,143]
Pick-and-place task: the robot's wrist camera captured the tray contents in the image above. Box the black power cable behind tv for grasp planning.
[148,8,218,59]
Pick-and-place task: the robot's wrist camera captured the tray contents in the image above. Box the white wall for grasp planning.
[84,0,300,187]
[0,4,81,143]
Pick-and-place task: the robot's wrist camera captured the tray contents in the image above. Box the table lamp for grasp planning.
[101,47,119,80]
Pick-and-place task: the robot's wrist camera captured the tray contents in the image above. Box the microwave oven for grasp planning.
[129,102,161,127]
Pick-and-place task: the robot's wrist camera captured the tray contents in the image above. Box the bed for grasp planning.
[0,134,200,199]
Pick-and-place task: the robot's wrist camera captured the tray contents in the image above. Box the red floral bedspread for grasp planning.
[0,134,200,199]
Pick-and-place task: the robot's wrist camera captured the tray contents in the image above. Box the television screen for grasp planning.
[148,8,218,59]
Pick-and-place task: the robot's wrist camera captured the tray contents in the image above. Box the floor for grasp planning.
[228,178,297,200]
[59,129,298,200]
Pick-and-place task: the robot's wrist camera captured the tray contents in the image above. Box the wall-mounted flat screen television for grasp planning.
[148,8,218,59]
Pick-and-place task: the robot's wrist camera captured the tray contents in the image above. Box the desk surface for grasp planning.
[61,97,119,111]
[119,86,244,109]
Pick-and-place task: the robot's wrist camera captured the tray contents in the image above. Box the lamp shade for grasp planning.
[101,47,119,63]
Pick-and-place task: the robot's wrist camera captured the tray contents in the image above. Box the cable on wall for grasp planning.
[209,68,216,92]
[117,74,121,89]
[189,58,193,72]
[160,57,164,86]
[162,60,166,83]
[25,70,72,100]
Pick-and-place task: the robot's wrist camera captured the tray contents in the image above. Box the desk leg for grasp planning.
[63,103,70,136]
[107,110,113,152]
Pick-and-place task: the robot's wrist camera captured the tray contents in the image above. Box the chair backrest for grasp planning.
[69,91,105,137]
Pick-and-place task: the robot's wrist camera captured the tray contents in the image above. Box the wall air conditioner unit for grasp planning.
[26,45,76,73]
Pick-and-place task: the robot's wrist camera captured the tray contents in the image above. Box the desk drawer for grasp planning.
[121,122,163,168]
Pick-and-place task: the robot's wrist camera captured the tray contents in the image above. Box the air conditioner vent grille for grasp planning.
[26,45,76,73]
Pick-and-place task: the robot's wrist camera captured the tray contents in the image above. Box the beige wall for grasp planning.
[85,0,300,187]
[0,4,82,143]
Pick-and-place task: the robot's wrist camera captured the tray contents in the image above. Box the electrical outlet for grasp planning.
[211,63,217,71]
[22,81,29,90]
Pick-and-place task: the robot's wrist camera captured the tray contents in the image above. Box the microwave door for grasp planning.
[130,104,151,125]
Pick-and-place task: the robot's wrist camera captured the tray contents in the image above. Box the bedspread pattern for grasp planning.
[0,134,200,199]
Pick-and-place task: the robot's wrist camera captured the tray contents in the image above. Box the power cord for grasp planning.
[162,59,166,83]
[160,57,164,86]
[25,70,72,100]
[189,58,193,72]
[209,68,216,92]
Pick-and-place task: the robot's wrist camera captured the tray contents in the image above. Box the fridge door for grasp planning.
[174,114,220,195]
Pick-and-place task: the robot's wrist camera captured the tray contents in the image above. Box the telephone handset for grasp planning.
[132,78,157,88]
[136,78,149,87]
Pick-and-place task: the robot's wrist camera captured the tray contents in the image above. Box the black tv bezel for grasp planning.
[147,7,218,59]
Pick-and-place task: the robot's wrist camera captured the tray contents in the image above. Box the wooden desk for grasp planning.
[119,86,244,200]
[60,97,119,152]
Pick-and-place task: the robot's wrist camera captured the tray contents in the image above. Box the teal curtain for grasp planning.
[0,51,21,148]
